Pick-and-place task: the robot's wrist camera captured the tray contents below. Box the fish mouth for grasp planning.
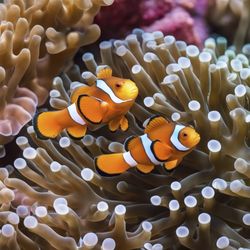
[194,134,201,145]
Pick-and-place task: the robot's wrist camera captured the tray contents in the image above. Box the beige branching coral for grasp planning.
[1,31,250,249]
[209,0,250,51]
[0,0,113,151]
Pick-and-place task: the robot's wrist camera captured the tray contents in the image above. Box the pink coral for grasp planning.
[143,8,195,43]
[0,87,37,145]
[95,0,209,46]
[138,0,173,26]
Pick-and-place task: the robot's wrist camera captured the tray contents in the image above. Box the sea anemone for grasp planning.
[1,31,250,249]
[0,0,113,151]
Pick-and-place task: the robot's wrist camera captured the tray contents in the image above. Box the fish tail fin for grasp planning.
[33,110,65,140]
[95,153,130,175]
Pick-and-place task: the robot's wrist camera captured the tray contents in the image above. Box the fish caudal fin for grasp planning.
[95,153,130,175]
[66,125,87,139]
[33,111,64,140]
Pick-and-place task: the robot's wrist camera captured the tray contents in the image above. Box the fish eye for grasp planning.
[115,83,121,88]
[183,133,188,137]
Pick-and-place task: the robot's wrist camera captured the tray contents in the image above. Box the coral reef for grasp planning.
[208,0,250,50]
[1,31,250,249]
[95,0,209,46]
[0,0,113,151]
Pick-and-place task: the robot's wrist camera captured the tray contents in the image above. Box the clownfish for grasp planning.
[95,116,200,175]
[33,67,139,139]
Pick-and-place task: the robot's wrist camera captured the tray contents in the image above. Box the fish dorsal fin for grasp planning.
[97,67,113,79]
[144,115,168,134]
[124,135,138,151]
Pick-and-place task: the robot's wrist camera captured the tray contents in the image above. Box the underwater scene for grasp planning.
[0,0,250,249]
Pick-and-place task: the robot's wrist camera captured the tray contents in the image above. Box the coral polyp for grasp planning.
[1,31,250,249]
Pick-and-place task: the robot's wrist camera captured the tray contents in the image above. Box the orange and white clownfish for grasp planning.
[33,67,139,139]
[95,116,200,175]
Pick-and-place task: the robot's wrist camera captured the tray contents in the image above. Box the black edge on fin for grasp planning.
[135,167,151,175]
[94,157,120,177]
[124,135,136,151]
[150,140,168,162]
[66,130,85,140]
[32,112,51,140]
[162,164,175,174]
[146,115,162,126]
[145,114,171,128]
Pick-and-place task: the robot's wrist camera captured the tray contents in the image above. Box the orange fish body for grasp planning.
[33,68,139,139]
[95,116,200,175]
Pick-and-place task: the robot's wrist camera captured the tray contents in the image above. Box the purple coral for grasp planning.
[95,0,209,46]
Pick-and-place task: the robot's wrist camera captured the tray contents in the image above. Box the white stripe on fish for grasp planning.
[170,125,190,151]
[96,79,133,104]
[67,103,86,125]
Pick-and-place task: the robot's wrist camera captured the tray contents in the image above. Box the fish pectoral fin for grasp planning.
[136,164,154,174]
[66,125,87,139]
[77,95,107,124]
[151,141,173,162]
[120,116,129,131]
[164,158,181,170]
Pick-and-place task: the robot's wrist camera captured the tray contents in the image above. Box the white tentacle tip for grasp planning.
[82,232,98,247]
[242,214,250,226]
[212,178,227,191]
[23,216,38,229]
[150,195,161,206]
[142,221,153,232]
[170,181,182,191]
[101,238,116,250]
[114,204,126,215]
[176,226,189,238]
[207,140,221,153]
[216,236,230,249]
[81,168,94,181]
